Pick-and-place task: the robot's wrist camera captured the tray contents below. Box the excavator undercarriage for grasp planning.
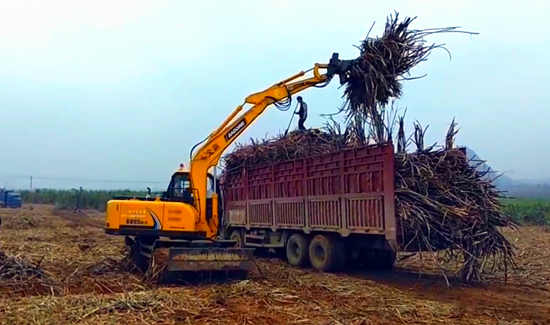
[125,236,254,273]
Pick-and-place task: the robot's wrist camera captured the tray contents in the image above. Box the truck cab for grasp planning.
[0,190,22,208]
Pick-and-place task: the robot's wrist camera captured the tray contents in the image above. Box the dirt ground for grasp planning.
[0,205,548,325]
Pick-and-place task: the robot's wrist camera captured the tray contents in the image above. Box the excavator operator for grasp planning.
[295,96,308,131]
[171,173,193,204]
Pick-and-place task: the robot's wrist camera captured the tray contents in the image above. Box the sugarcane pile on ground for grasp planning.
[0,250,43,280]
[0,250,53,295]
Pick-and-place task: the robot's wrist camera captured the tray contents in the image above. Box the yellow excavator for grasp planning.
[104,53,354,274]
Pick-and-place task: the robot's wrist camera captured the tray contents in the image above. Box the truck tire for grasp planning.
[286,233,310,267]
[308,235,346,272]
[229,230,244,248]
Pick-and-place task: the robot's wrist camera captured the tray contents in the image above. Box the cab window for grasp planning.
[172,175,190,198]
[206,175,215,197]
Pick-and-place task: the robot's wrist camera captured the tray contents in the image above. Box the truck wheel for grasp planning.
[230,230,244,247]
[308,235,345,272]
[286,233,310,267]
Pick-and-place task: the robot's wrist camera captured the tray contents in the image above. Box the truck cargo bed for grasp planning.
[222,142,397,246]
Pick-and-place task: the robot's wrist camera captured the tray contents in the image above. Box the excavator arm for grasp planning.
[189,53,354,237]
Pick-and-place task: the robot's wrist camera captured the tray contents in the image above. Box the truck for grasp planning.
[0,190,23,208]
[222,142,399,272]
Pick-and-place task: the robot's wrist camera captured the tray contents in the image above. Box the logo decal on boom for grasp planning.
[224,119,247,141]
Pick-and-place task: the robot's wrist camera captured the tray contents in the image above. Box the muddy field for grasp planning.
[0,205,549,325]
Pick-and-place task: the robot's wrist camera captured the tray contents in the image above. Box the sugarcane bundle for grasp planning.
[395,145,516,281]
[223,129,348,174]
[338,13,471,141]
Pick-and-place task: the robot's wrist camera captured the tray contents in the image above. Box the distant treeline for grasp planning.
[20,188,162,211]
[497,180,550,198]
[502,186,550,199]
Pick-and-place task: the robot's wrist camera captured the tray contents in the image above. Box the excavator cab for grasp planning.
[161,169,222,228]
[162,171,195,205]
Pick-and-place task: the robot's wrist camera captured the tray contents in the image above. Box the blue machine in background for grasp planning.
[0,190,22,208]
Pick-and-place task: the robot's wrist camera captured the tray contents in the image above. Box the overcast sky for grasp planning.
[0,0,549,190]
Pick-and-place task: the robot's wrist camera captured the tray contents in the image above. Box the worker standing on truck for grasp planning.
[295,96,308,131]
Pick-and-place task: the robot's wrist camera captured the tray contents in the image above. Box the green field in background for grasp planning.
[501,197,550,226]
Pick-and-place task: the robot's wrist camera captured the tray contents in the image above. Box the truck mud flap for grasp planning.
[167,247,255,272]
